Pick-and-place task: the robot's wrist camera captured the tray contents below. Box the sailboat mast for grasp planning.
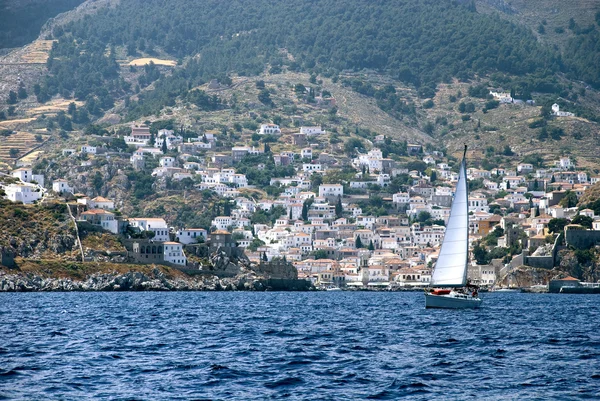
[461,144,469,286]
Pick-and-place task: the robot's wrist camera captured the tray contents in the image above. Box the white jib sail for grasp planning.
[431,155,469,287]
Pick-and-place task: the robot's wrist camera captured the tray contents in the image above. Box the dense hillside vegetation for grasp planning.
[0,0,85,48]
[36,0,584,121]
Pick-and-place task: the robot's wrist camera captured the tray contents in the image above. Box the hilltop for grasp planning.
[0,0,598,171]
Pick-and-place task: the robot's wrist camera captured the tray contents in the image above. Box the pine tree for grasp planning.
[7,91,17,105]
[368,240,375,251]
[68,102,77,115]
[335,196,343,218]
[355,236,363,248]
[18,86,27,100]
[301,201,309,221]
[161,135,168,154]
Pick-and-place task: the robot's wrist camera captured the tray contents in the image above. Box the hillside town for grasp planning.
[2,121,600,289]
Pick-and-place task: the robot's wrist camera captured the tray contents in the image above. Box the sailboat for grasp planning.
[425,145,482,309]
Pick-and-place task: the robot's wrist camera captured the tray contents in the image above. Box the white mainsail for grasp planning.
[431,147,469,287]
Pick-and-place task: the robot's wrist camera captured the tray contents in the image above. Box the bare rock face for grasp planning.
[205,248,242,277]
[5,233,77,259]
[250,260,298,280]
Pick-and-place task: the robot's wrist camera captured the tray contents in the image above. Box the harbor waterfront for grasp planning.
[1,291,599,400]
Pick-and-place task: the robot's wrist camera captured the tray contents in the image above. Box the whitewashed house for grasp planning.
[81,145,97,154]
[319,184,343,200]
[163,242,187,266]
[552,104,574,117]
[2,183,42,204]
[176,228,208,245]
[160,157,175,168]
[52,179,73,194]
[80,209,118,234]
[128,218,170,241]
[257,124,281,135]
[211,216,233,231]
[300,126,324,135]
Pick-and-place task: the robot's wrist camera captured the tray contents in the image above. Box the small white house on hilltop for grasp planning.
[552,104,574,117]
[81,145,97,154]
[11,168,45,187]
[558,157,572,170]
[53,179,72,194]
[300,126,324,135]
[257,124,281,135]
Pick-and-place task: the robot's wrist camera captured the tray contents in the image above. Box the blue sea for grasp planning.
[1,292,599,400]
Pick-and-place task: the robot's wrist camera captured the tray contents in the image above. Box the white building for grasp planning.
[81,145,97,154]
[2,183,42,204]
[558,157,572,170]
[393,192,410,205]
[319,184,343,200]
[468,196,489,213]
[12,168,32,183]
[11,168,45,187]
[163,242,187,266]
[300,126,324,136]
[552,104,574,117]
[128,218,169,241]
[80,209,119,234]
[303,163,324,174]
[212,216,233,231]
[78,196,115,210]
[354,148,384,171]
[517,163,534,174]
[257,124,281,135]
[160,157,175,168]
[155,130,183,150]
[489,91,513,104]
[52,179,72,194]
[124,125,152,147]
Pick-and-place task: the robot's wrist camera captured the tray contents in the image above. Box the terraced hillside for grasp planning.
[0,131,44,160]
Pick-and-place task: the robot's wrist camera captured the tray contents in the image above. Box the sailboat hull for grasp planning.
[425,292,482,309]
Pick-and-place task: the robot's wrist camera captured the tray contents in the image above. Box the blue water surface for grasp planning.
[0,292,599,400]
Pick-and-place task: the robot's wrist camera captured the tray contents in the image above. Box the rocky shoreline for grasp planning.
[0,269,313,292]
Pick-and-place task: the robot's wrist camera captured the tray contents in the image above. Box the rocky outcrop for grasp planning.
[0,268,313,292]
[251,260,298,280]
[5,232,77,259]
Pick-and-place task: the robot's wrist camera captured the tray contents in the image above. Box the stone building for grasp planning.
[208,230,244,258]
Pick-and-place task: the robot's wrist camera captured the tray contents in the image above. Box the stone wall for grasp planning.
[525,255,554,269]
[565,229,600,250]
[252,260,298,280]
